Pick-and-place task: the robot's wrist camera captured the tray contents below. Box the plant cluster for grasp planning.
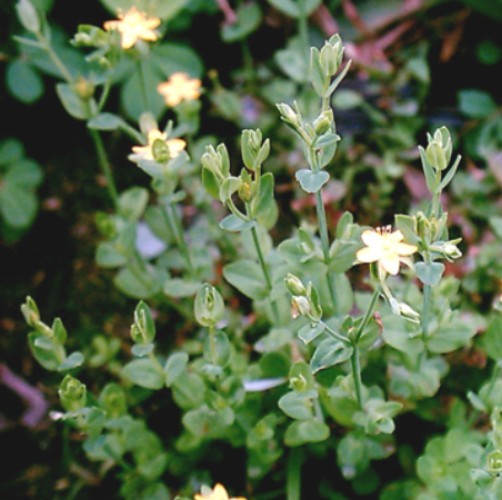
[1,0,501,498]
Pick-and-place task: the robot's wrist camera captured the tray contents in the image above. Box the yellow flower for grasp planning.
[194,483,246,500]
[356,226,417,276]
[104,7,160,49]
[157,72,202,107]
[129,129,186,163]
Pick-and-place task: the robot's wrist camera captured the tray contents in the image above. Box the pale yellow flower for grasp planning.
[157,72,202,107]
[129,129,186,163]
[104,7,160,49]
[356,226,417,276]
[194,483,246,500]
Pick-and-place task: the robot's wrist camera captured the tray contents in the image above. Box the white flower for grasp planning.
[104,7,160,50]
[157,72,202,107]
[129,129,186,164]
[356,226,417,276]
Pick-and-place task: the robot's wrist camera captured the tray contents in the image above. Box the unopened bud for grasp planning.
[131,301,156,343]
[59,375,87,412]
[194,284,224,327]
[276,103,301,129]
[73,77,95,100]
[285,273,307,296]
[313,110,333,135]
[389,298,420,323]
[21,296,40,326]
[16,0,41,33]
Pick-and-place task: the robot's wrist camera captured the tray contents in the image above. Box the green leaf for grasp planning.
[0,185,37,228]
[427,317,476,353]
[164,352,189,387]
[203,330,231,366]
[394,214,419,245]
[332,89,363,110]
[56,83,91,120]
[58,351,84,371]
[415,261,445,286]
[278,390,317,420]
[151,43,204,78]
[172,372,205,410]
[268,0,322,18]
[6,60,44,103]
[295,169,330,193]
[382,316,424,355]
[114,266,161,299]
[131,343,154,357]
[223,259,268,300]
[252,172,278,229]
[275,40,308,82]
[458,89,497,119]
[219,214,256,232]
[0,139,24,165]
[298,322,325,345]
[87,113,123,131]
[201,167,220,199]
[219,176,242,203]
[284,419,330,447]
[482,316,502,361]
[310,337,353,374]
[222,3,262,42]
[163,278,201,298]
[28,332,63,371]
[4,159,43,188]
[122,359,164,390]
[96,242,127,268]
[118,187,149,221]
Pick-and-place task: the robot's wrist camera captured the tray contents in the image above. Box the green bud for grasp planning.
[241,129,270,171]
[416,212,432,244]
[131,301,156,344]
[276,103,302,129]
[152,138,170,163]
[59,375,87,412]
[425,141,448,171]
[285,273,307,296]
[238,181,253,203]
[16,0,41,33]
[72,25,108,47]
[487,449,502,473]
[73,77,95,100]
[21,296,40,326]
[389,297,420,323]
[290,374,308,392]
[201,143,230,180]
[51,318,67,344]
[194,284,224,327]
[320,35,343,77]
[313,110,333,136]
[99,383,127,419]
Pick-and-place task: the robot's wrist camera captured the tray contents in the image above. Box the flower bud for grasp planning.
[290,374,308,391]
[487,450,502,473]
[285,273,307,296]
[131,301,156,343]
[201,144,229,180]
[291,296,311,318]
[59,375,87,412]
[389,298,420,323]
[194,284,224,327]
[313,110,333,135]
[320,34,344,77]
[276,103,302,129]
[241,129,270,171]
[73,77,95,100]
[21,296,40,326]
[425,141,448,171]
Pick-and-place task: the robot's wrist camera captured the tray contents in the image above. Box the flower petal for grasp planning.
[396,242,418,256]
[356,246,381,263]
[380,254,400,275]
[361,229,382,247]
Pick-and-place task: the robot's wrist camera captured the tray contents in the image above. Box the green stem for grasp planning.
[163,203,196,278]
[420,251,432,357]
[351,345,363,408]
[319,320,350,344]
[351,286,381,408]
[314,189,338,312]
[354,286,381,344]
[208,325,217,364]
[89,129,119,208]
[250,225,281,324]
[36,32,73,84]
[286,448,303,500]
